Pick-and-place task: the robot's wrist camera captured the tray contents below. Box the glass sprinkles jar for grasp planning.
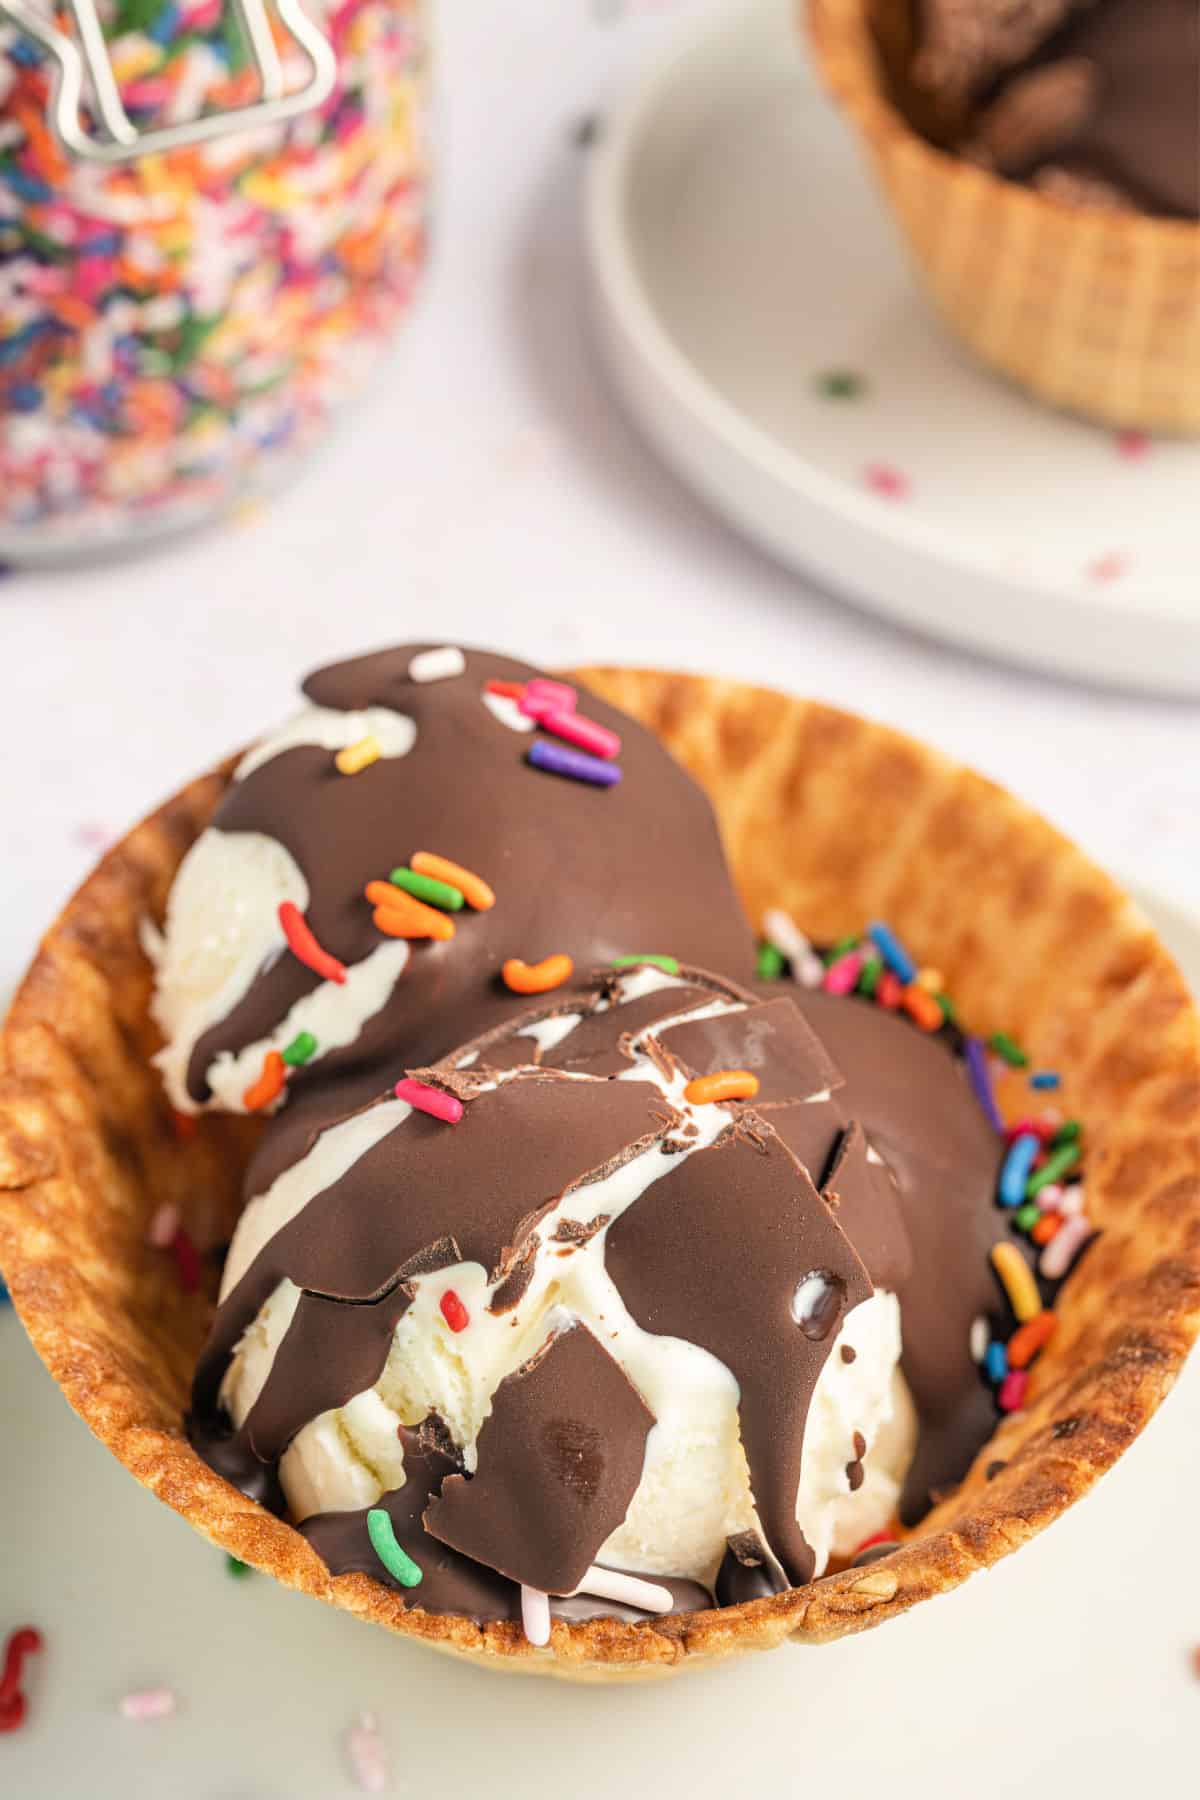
[0,0,429,558]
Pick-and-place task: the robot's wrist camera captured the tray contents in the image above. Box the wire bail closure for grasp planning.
[0,0,337,162]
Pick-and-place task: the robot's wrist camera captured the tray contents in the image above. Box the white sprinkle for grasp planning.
[572,1566,674,1615]
[482,690,535,733]
[762,909,824,988]
[1058,1183,1086,1218]
[119,1687,176,1722]
[1036,1183,1064,1209]
[521,1585,552,1647]
[147,1203,181,1249]
[409,646,466,684]
[969,1316,989,1363]
[1039,1213,1092,1282]
[345,1711,389,1794]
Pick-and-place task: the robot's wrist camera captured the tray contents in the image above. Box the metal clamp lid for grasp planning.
[0,0,337,162]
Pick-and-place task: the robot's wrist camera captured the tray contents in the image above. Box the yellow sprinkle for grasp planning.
[991,1241,1042,1324]
[336,735,382,777]
[915,967,944,993]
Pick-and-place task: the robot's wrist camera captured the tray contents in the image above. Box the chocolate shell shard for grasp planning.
[820,1121,914,1292]
[715,1531,787,1607]
[658,997,843,1106]
[605,1125,872,1586]
[423,1322,655,1596]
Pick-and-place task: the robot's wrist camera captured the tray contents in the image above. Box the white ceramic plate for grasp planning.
[586,0,1200,696]
[2,883,1198,1798]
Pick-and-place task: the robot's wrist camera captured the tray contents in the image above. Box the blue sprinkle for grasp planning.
[0,162,53,203]
[9,38,42,64]
[80,231,121,256]
[149,1,181,39]
[8,382,43,413]
[984,1341,1008,1384]
[867,920,917,985]
[999,1132,1041,1208]
[527,739,622,788]
[1030,1071,1061,1091]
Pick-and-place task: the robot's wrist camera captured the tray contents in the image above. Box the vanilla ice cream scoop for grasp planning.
[192,964,918,1617]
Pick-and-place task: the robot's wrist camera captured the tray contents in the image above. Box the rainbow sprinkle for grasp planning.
[366,1508,422,1587]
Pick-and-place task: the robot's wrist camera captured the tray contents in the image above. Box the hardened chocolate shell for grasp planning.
[1,670,1198,1679]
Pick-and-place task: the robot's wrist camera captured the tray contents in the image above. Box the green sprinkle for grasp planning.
[936,992,957,1024]
[171,312,222,372]
[366,1509,423,1588]
[225,1555,251,1580]
[858,955,883,996]
[388,868,464,911]
[612,954,680,975]
[823,934,861,967]
[282,1031,318,1068]
[1026,1142,1081,1198]
[1014,1202,1041,1233]
[989,1032,1028,1068]
[1053,1119,1082,1146]
[816,368,867,401]
[756,942,785,981]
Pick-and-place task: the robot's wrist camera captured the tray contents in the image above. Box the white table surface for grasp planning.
[1,1,1198,1793]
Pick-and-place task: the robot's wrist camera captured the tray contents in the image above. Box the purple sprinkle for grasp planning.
[527,739,622,788]
[965,1035,1005,1133]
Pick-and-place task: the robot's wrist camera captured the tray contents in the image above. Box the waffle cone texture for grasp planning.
[806,0,1200,433]
[2,670,1199,1681]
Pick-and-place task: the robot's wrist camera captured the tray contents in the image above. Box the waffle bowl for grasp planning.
[1,669,1198,1681]
[806,0,1200,434]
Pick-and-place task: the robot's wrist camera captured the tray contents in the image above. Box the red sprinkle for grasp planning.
[998,1370,1029,1412]
[876,971,903,1010]
[439,1289,470,1333]
[278,902,347,985]
[0,1628,42,1732]
[170,1108,197,1142]
[1005,1117,1057,1145]
[850,1529,896,1559]
[170,1227,202,1295]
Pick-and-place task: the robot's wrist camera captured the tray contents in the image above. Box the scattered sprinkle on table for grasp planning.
[0,1627,42,1734]
[502,954,574,995]
[226,1556,251,1579]
[119,1687,176,1722]
[816,368,867,400]
[409,647,466,684]
[394,1079,464,1126]
[1116,430,1150,461]
[1088,551,1129,584]
[527,739,622,787]
[863,462,911,501]
[345,1711,390,1795]
[366,1510,423,1587]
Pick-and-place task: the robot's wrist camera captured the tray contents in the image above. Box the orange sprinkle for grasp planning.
[411,852,495,912]
[243,1051,286,1113]
[367,887,456,941]
[1006,1311,1058,1369]
[901,984,944,1032]
[502,954,574,994]
[485,679,525,700]
[1031,1212,1063,1247]
[684,1070,760,1106]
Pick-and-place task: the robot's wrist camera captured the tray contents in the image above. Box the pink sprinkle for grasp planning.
[1039,1210,1091,1278]
[119,1687,176,1722]
[1035,1183,1064,1210]
[1088,551,1129,584]
[73,822,113,850]
[1058,1183,1086,1218]
[344,1712,388,1794]
[823,949,865,996]
[394,1078,464,1125]
[1116,429,1150,461]
[519,679,578,724]
[998,1370,1028,1412]
[170,1228,202,1295]
[864,462,911,501]
[147,1202,180,1249]
[539,708,621,761]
